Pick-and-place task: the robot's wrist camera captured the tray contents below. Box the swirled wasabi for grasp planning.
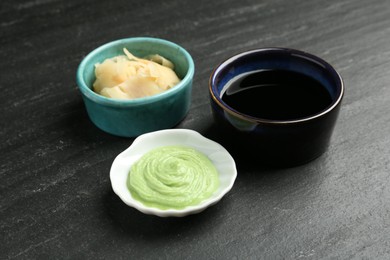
[127,146,219,210]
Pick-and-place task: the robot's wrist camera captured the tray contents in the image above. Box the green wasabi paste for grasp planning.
[127,145,219,210]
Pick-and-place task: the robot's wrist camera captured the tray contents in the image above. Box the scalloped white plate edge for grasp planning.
[109,128,237,217]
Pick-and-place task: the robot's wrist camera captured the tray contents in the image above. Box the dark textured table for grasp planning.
[1,0,390,259]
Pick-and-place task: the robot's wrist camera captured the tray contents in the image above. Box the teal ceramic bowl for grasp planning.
[76,37,195,137]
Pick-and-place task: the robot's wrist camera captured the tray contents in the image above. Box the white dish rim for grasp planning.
[109,128,237,217]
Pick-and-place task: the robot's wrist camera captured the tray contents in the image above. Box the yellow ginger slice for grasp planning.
[93,49,180,99]
[144,54,174,69]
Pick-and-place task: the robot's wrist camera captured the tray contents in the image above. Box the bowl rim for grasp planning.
[76,37,195,107]
[109,128,237,217]
[209,47,344,125]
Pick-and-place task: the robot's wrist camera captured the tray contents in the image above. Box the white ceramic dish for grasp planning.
[110,129,237,217]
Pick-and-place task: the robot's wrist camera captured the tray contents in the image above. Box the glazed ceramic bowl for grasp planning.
[209,48,344,166]
[76,37,195,137]
[110,129,237,217]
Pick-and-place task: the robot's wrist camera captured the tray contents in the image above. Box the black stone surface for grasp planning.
[1,0,390,259]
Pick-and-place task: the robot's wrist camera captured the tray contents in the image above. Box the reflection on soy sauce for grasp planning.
[221,69,332,120]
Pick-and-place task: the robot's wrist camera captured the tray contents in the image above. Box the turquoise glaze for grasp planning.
[76,37,195,137]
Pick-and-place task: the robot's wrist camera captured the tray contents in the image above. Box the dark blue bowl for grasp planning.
[209,48,344,167]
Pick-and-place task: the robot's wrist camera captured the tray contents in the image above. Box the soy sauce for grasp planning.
[221,69,333,120]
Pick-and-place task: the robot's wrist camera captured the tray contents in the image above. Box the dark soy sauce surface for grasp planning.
[221,69,333,120]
